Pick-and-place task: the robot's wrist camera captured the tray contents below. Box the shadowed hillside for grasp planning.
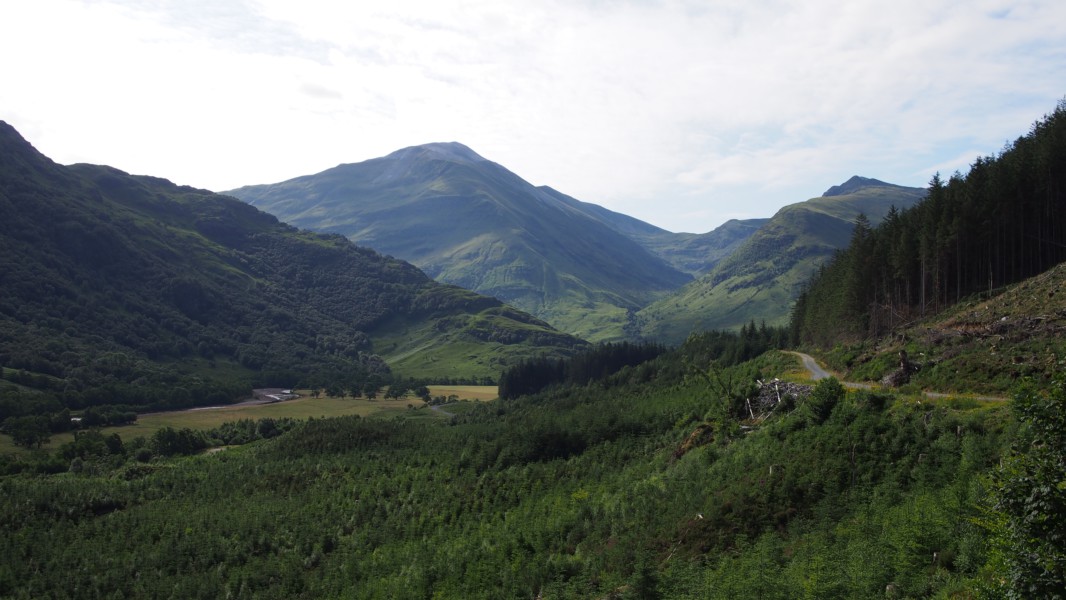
[0,122,585,420]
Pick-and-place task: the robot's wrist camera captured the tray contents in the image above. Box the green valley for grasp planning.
[0,122,584,425]
[0,329,1043,598]
[226,144,694,342]
[228,151,925,344]
[2,100,1065,600]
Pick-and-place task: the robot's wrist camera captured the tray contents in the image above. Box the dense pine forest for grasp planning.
[498,341,669,399]
[791,100,1066,346]
[498,324,788,400]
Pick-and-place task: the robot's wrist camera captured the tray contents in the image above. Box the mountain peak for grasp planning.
[385,142,487,165]
[0,120,45,161]
[0,120,66,182]
[822,176,895,197]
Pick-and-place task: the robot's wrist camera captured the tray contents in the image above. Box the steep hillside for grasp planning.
[821,261,1066,394]
[0,122,584,416]
[793,102,1066,350]
[537,185,767,277]
[226,144,692,341]
[634,218,771,277]
[637,177,926,344]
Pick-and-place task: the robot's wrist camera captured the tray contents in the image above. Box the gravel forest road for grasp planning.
[786,351,1005,401]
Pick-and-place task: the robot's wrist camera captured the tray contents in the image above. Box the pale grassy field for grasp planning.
[428,385,499,401]
[1,386,498,454]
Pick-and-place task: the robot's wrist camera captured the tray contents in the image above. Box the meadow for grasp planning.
[0,385,497,454]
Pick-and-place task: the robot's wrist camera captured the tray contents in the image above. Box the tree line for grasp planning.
[498,323,789,401]
[498,341,667,399]
[792,100,1066,346]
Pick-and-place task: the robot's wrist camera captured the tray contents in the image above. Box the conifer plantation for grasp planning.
[0,338,1031,598]
[792,101,1066,346]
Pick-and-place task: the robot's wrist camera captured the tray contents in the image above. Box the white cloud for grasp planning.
[1,0,1063,232]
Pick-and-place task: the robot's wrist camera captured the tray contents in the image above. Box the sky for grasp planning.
[1,1,1064,233]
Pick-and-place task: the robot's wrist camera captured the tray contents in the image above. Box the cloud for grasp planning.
[1,0,1064,232]
[298,83,343,101]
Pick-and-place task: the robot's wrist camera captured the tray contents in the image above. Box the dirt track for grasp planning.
[787,351,1004,401]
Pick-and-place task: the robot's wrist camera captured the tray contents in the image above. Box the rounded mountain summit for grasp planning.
[227,142,706,341]
[227,144,924,343]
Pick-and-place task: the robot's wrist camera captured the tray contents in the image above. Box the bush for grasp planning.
[805,377,845,424]
[150,427,207,457]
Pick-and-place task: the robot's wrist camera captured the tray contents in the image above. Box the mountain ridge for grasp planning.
[534,185,769,277]
[227,143,697,341]
[227,142,927,343]
[636,178,927,343]
[822,175,904,197]
[0,122,584,412]
[383,141,488,165]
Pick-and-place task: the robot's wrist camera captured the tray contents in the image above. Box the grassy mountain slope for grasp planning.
[537,185,768,277]
[637,177,926,344]
[0,123,584,412]
[226,144,692,341]
[634,218,771,277]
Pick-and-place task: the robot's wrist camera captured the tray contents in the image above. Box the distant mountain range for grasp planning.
[636,177,928,344]
[229,143,708,340]
[229,147,925,343]
[3,119,921,410]
[0,123,584,408]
